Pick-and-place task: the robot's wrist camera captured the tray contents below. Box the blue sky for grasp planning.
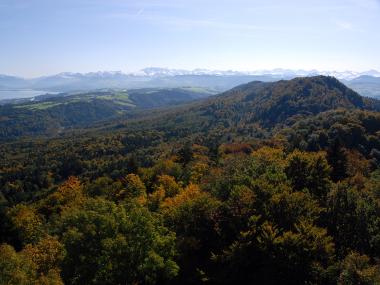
[1,0,379,77]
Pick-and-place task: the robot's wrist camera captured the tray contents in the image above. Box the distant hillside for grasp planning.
[0,75,28,89]
[208,76,376,127]
[0,71,284,94]
[345,75,380,99]
[0,87,216,139]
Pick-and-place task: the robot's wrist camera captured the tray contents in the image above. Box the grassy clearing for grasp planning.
[15,101,63,110]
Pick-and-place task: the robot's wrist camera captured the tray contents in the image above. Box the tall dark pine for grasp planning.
[178,142,193,165]
[126,155,139,174]
[327,138,348,182]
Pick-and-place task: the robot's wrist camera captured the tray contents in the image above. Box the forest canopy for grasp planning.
[1,76,380,284]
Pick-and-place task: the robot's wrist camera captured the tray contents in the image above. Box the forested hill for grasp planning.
[2,76,380,284]
[113,76,380,144]
[192,75,380,128]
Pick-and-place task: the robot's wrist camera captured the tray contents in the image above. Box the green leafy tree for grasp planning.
[285,150,331,201]
[269,190,322,230]
[85,176,123,198]
[327,180,380,256]
[56,198,178,285]
[215,217,335,285]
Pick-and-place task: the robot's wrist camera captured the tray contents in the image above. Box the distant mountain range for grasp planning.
[1,68,380,98]
[136,67,380,80]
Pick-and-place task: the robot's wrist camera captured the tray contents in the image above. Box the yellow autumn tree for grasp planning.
[39,176,84,216]
[115,174,147,205]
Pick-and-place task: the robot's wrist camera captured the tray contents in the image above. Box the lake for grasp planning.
[0,89,58,100]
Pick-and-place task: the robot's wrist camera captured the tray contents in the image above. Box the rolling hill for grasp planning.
[0,87,216,139]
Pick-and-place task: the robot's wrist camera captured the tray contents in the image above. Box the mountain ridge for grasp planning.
[1,75,379,142]
[183,75,379,129]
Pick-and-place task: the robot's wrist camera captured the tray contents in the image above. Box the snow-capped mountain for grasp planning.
[1,68,380,98]
[137,67,380,80]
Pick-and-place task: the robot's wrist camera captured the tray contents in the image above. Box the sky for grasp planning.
[0,0,380,77]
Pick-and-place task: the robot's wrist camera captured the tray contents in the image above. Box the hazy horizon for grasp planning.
[2,66,380,80]
[1,0,380,77]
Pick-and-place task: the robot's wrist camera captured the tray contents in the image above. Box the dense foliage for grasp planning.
[1,76,380,284]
